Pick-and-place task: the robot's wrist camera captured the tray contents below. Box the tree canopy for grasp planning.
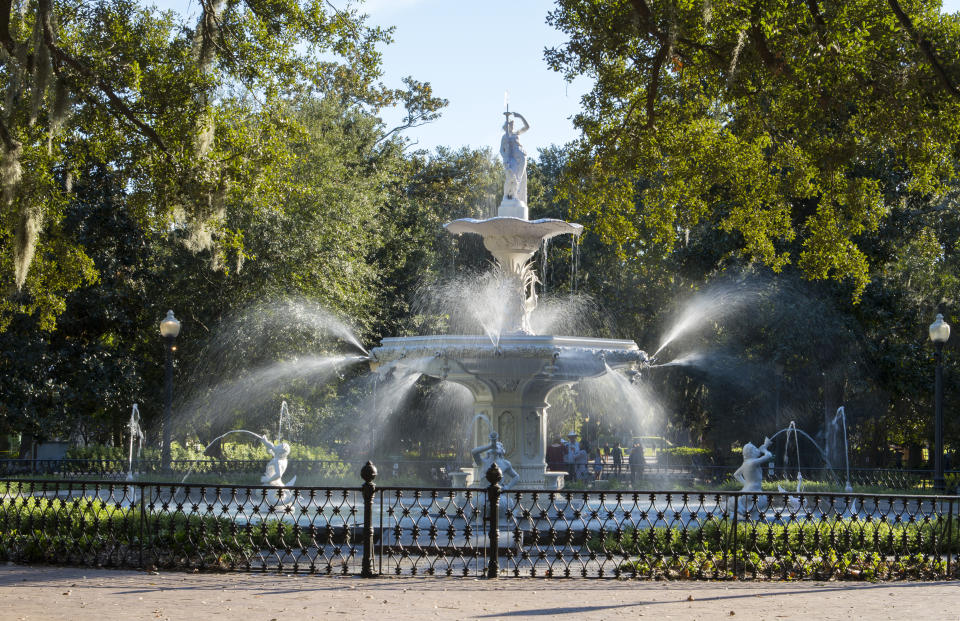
[0,0,443,330]
[547,0,960,298]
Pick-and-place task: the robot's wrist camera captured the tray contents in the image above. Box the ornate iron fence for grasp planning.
[4,458,956,493]
[1,463,956,580]
[0,458,454,484]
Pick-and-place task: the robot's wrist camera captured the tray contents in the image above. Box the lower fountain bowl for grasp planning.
[370,334,645,382]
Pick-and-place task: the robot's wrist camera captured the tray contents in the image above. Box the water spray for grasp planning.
[126,403,143,483]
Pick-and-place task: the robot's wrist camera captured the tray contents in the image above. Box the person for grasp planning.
[592,451,603,481]
[499,111,530,204]
[564,431,579,478]
[629,441,645,485]
[612,441,623,478]
[546,439,566,472]
[575,446,589,481]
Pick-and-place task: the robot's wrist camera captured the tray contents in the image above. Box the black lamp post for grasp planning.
[929,313,950,492]
[159,310,181,472]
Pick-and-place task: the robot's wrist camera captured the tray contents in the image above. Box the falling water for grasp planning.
[411,272,521,346]
[198,298,369,359]
[529,293,600,336]
[827,406,853,492]
[574,364,662,435]
[267,298,369,356]
[650,351,767,395]
[768,425,829,463]
[176,354,367,433]
[277,400,289,442]
[181,428,275,484]
[126,403,143,482]
[570,234,580,294]
[325,363,424,456]
[541,237,549,296]
[652,282,757,359]
[651,352,706,368]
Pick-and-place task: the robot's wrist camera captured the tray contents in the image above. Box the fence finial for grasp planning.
[485,462,503,486]
[361,460,378,483]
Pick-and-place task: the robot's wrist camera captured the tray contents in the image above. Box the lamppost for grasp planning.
[928,313,950,492]
[159,310,181,472]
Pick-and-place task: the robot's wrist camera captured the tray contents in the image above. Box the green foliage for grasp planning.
[599,515,958,578]
[0,0,445,330]
[547,0,960,299]
[0,494,252,567]
[65,441,340,463]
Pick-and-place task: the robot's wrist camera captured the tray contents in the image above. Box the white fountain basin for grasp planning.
[372,334,643,381]
[445,217,583,274]
[371,334,645,489]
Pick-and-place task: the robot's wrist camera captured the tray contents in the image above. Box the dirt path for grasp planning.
[1,565,957,620]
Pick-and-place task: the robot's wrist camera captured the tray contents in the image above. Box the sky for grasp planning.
[151,0,960,155]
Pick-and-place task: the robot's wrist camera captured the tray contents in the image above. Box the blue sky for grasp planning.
[151,0,960,156]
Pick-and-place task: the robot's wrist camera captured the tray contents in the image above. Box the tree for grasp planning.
[547,0,960,299]
[0,0,444,330]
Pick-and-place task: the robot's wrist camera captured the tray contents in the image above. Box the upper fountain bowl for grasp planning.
[445,217,583,272]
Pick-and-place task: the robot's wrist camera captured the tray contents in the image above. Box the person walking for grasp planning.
[593,451,604,481]
[612,441,623,478]
[629,441,645,485]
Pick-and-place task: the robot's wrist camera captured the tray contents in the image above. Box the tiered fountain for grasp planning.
[371,110,646,489]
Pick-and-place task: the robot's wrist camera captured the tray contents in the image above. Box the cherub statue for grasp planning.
[472,431,520,490]
[728,437,774,518]
[259,435,297,489]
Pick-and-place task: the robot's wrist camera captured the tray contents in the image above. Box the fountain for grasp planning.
[828,406,854,493]
[370,110,646,488]
[181,401,297,494]
[767,413,852,492]
[126,403,143,482]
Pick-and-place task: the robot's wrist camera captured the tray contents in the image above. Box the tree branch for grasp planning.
[0,0,18,56]
[805,0,827,44]
[805,0,827,29]
[887,0,960,99]
[750,2,791,76]
[627,0,725,64]
[646,41,669,130]
[0,115,18,152]
[36,0,170,154]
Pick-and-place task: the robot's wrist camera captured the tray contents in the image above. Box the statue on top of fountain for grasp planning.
[500,111,530,210]
[472,431,520,490]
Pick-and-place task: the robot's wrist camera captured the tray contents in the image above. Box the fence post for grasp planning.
[361,461,377,578]
[948,497,955,578]
[485,463,502,579]
[138,483,145,569]
[731,492,739,579]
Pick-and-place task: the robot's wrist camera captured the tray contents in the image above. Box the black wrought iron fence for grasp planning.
[0,458,453,484]
[1,463,956,580]
[5,458,956,494]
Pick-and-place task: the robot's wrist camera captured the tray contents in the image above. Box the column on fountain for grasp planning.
[462,373,568,489]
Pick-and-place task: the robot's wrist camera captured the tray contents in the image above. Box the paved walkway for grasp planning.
[1,565,957,620]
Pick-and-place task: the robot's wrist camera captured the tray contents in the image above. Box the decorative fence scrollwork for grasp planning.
[0,463,956,580]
